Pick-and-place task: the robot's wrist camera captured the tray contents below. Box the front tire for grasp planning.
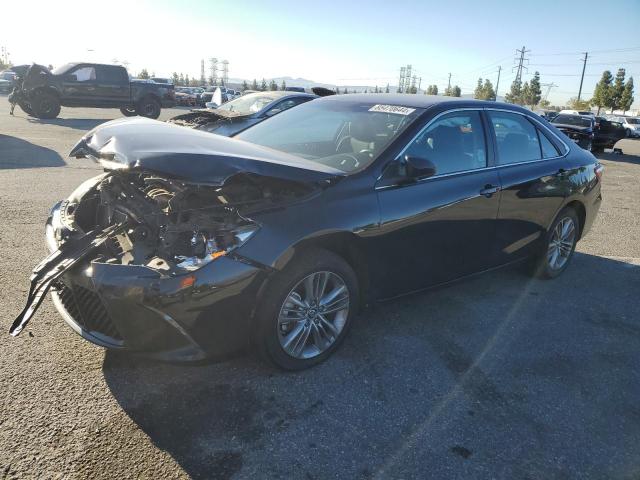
[255,248,359,370]
[531,207,579,279]
[119,106,137,117]
[136,97,161,119]
[32,92,61,119]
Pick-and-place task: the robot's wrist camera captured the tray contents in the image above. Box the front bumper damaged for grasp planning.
[12,203,270,362]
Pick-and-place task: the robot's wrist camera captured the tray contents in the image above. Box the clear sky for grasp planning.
[3,0,639,106]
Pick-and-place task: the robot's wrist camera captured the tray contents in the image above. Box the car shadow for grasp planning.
[0,134,66,169]
[102,252,640,479]
[25,117,108,131]
[601,139,640,165]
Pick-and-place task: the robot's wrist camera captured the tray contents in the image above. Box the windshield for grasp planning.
[218,93,279,114]
[626,118,640,125]
[553,115,592,128]
[51,63,75,75]
[237,99,424,173]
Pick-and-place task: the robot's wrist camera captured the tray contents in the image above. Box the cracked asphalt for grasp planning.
[1,98,639,479]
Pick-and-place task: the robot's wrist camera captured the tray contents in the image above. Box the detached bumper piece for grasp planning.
[9,224,123,336]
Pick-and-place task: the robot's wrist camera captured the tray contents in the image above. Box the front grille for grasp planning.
[55,282,123,343]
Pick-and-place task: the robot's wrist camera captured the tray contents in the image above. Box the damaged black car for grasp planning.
[168,90,319,136]
[11,95,603,370]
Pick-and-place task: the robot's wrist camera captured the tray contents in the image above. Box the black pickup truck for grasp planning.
[9,63,175,119]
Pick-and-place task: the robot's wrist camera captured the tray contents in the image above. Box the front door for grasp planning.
[62,65,98,106]
[373,109,501,298]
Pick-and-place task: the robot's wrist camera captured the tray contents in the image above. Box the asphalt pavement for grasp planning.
[1,98,639,480]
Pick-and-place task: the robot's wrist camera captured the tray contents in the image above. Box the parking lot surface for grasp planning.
[1,99,639,480]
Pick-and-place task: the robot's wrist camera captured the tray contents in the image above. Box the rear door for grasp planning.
[373,109,501,297]
[95,66,130,106]
[486,109,571,264]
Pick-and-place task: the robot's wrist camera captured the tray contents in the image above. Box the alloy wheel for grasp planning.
[547,217,576,270]
[277,271,350,359]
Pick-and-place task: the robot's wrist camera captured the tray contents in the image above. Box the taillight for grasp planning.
[594,163,604,181]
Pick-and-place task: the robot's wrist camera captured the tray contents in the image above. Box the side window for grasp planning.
[538,129,561,158]
[71,66,96,82]
[97,66,127,84]
[488,111,541,164]
[403,110,487,176]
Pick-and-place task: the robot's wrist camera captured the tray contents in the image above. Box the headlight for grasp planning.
[175,224,259,271]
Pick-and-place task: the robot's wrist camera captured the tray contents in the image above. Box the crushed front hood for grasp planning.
[70,117,344,186]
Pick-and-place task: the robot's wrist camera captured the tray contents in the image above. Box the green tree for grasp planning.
[138,68,150,79]
[242,80,249,91]
[452,85,461,97]
[172,72,179,85]
[374,85,379,93]
[474,78,484,99]
[521,81,532,107]
[426,84,438,95]
[505,79,523,105]
[591,70,613,114]
[620,76,634,114]
[527,71,542,107]
[281,80,286,91]
[567,97,590,110]
[179,73,185,86]
[269,79,278,91]
[260,78,268,91]
[343,87,348,94]
[539,99,551,109]
[407,85,417,94]
[185,74,190,86]
[385,84,390,93]
[251,79,259,90]
[483,79,496,101]
[609,68,626,113]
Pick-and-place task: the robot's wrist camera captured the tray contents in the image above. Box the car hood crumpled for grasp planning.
[69,116,344,186]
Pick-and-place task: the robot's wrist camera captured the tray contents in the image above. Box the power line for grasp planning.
[530,46,640,57]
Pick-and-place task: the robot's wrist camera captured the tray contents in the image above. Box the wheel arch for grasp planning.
[563,200,586,240]
[274,231,371,306]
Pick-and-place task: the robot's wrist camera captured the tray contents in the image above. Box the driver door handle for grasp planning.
[480,184,500,197]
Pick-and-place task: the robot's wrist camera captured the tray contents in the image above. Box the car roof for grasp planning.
[242,91,317,100]
[313,93,529,112]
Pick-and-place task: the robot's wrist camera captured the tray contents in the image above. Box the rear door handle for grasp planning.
[480,184,500,197]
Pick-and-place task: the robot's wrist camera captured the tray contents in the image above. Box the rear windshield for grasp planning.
[553,115,592,127]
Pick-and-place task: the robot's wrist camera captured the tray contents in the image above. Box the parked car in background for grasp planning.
[11,95,603,370]
[559,109,595,119]
[201,86,231,105]
[8,63,175,119]
[593,117,626,151]
[150,77,172,84]
[611,116,640,138]
[169,91,317,136]
[551,114,595,151]
[0,70,16,93]
[175,87,204,106]
[535,110,559,122]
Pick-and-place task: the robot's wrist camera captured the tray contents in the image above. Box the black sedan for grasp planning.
[11,95,603,370]
[551,114,595,151]
[168,91,316,137]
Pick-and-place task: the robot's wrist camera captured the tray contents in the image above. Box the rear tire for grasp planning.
[136,97,161,119]
[254,248,359,370]
[32,92,61,119]
[530,207,579,279]
[119,106,137,117]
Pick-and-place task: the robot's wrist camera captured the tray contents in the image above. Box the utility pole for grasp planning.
[398,67,406,93]
[447,72,451,91]
[514,46,530,85]
[577,52,588,101]
[495,66,502,101]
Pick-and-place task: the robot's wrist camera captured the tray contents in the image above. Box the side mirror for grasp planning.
[402,155,436,180]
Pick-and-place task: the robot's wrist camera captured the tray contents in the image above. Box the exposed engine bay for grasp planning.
[62,171,312,274]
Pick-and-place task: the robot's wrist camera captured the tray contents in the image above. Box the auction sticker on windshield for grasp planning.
[368,104,416,115]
